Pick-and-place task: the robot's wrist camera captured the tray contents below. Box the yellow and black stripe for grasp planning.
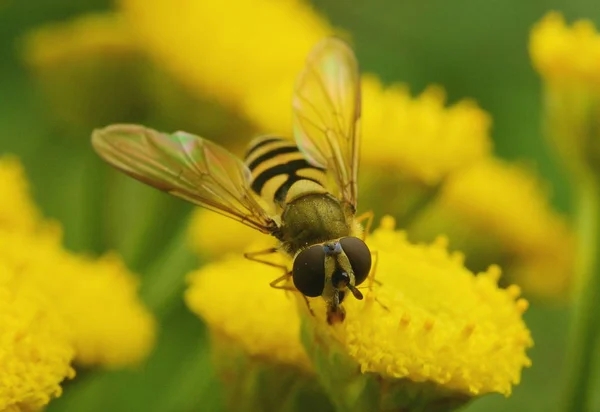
[244,136,327,205]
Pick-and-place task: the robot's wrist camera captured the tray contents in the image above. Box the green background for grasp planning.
[0,1,598,411]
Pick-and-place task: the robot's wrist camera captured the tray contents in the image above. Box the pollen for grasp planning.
[318,217,533,397]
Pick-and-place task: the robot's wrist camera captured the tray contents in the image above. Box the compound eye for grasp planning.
[340,237,371,286]
[293,244,326,297]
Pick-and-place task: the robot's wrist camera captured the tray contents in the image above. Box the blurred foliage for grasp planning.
[1,0,600,411]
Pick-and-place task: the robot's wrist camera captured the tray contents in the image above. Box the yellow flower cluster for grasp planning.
[0,157,40,233]
[23,12,138,68]
[530,11,600,92]
[185,215,532,399]
[0,157,156,408]
[333,217,531,396]
[411,158,574,299]
[0,260,75,412]
[120,0,492,185]
[188,210,269,259]
[440,159,571,258]
[361,76,492,185]
[0,233,156,368]
[120,0,331,135]
[530,11,600,177]
[186,253,310,371]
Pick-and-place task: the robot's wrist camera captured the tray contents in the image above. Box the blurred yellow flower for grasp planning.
[530,11,600,91]
[0,157,156,368]
[120,0,492,187]
[23,11,257,144]
[120,0,332,135]
[188,209,272,259]
[23,12,138,68]
[0,262,75,411]
[529,12,600,175]
[361,76,492,185]
[0,156,41,233]
[185,216,532,408]
[410,158,574,299]
[22,13,151,135]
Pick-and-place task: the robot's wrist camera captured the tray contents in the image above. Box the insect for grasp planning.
[92,38,371,324]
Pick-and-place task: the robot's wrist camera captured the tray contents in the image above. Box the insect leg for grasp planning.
[355,250,388,311]
[245,247,315,315]
[244,247,286,271]
[269,271,295,291]
[355,210,374,240]
[368,250,382,287]
[244,247,296,291]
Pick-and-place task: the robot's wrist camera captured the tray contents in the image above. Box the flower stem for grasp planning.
[563,175,600,412]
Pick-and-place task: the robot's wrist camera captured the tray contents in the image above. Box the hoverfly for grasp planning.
[92,38,371,324]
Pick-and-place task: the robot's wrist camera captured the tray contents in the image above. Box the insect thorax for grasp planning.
[279,189,351,254]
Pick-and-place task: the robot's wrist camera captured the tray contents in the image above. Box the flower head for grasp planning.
[361,76,492,185]
[188,209,269,259]
[0,156,41,233]
[119,0,332,135]
[185,215,532,409]
[0,262,75,411]
[409,158,574,300]
[530,11,600,175]
[0,157,156,368]
[530,11,600,91]
[186,252,310,371]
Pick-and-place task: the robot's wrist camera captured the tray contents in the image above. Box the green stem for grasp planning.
[396,182,442,229]
[82,149,108,254]
[562,175,600,412]
[139,217,199,317]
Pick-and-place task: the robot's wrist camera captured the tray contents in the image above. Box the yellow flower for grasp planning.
[186,252,310,371]
[0,229,156,369]
[0,157,156,368]
[188,209,272,259]
[21,13,151,135]
[0,156,41,233]
[119,0,332,135]
[361,76,492,185]
[22,12,257,144]
[22,13,138,68]
[409,158,574,299]
[120,0,491,184]
[529,11,600,175]
[0,255,75,411]
[530,11,600,91]
[185,216,532,409]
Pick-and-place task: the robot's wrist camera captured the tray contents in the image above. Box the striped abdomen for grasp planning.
[244,136,327,205]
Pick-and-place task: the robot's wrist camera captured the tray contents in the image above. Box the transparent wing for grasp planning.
[92,124,278,234]
[293,37,361,210]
